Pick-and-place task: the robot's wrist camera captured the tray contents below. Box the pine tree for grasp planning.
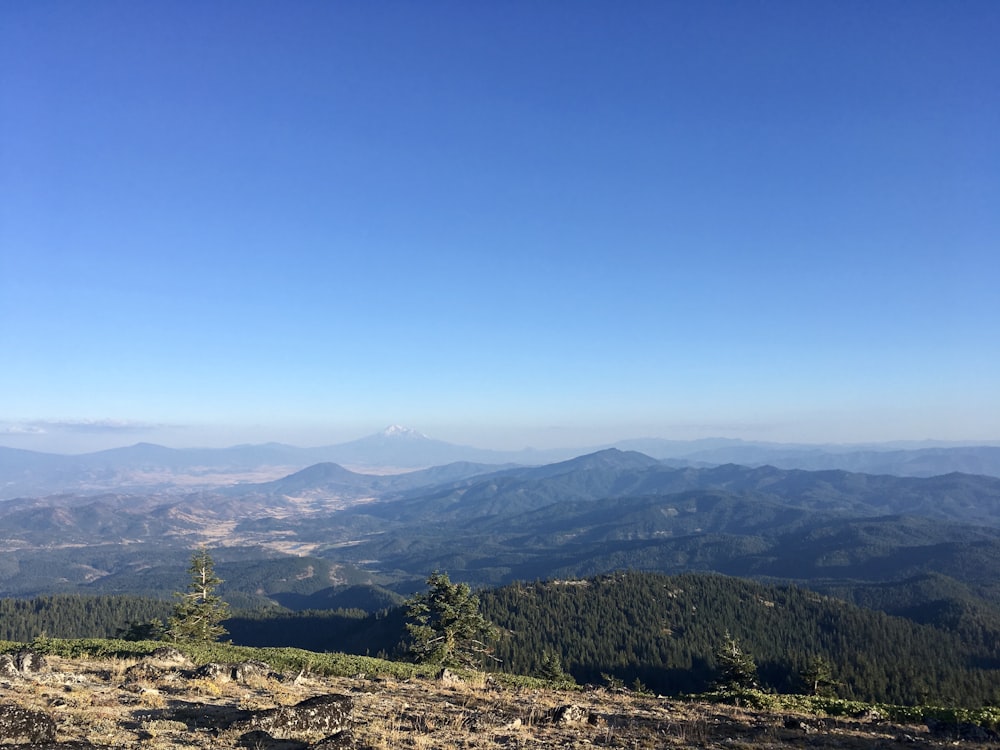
[800,655,837,696]
[714,632,758,690]
[539,648,570,682]
[117,618,167,641]
[167,549,230,642]
[405,571,498,668]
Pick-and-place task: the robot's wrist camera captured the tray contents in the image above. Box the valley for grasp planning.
[3,445,1000,605]
[9,3,997,743]
[2,436,1000,708]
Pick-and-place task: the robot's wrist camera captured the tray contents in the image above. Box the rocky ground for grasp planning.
[0,649,994,749]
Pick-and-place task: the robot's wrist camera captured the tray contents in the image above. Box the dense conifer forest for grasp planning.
[479,573,1000,706]
[0,594,172,642]
[4,572,999,708]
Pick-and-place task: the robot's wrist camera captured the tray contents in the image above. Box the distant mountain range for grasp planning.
[306,448,1000,595]
[3,446,1000,608]
[4,434,1000,706]
[1,424,999,499]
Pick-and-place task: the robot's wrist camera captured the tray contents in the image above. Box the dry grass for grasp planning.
[0,655,984,749]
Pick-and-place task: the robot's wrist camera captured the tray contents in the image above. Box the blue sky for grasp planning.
[2,1,998,453]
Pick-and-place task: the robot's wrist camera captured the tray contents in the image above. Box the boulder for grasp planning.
[243,694,353,739]
[193,660,275,684]
[436,668,462,685]
[0,651,49,679]
[0,703,57,744]
[148,646,192,666]
[193,662,234,682]
[0,654,17,678]
[549,704,592,725]
[14,650,49,674]
[234,659,272,683]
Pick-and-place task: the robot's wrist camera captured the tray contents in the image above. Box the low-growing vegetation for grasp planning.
[693,687,1000,732]
[1,636,999,749]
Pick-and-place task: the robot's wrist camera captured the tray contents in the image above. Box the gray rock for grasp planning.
[192,660,274,684]
[242,694,353,739]
[193,662,234,682]
[148,646,191,665]
[0,654,17,678]
[436,668,462,685]
[234,659,272,683]
[549,704,592,725]
[0,651,49,679]
[14,650,48,674]
[0,702,57,744]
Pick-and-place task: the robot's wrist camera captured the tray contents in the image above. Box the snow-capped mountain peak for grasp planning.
[381,425,427,439]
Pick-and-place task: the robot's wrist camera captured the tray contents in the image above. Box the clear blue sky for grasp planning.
[2,1,998,453]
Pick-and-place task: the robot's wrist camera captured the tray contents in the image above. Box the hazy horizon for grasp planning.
[3,3,997,456]
[1,420,999,457]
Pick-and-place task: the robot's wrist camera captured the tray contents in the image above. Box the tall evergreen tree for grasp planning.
[167,549,229,642]
[405,571,498,668]
[800,655,837,697]
[714,632,758,689]
[117,618,167,642]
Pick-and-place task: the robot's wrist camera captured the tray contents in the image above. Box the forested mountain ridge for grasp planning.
[673,443,1000,478]
[346,449,1000,526]
[317,454,1000,594]
[4,435,1000,499]
[479,572,1000,706]
[6,571,998,709]
[226,459,516,499]
[0,594,172,642]
[2,449,1000,627]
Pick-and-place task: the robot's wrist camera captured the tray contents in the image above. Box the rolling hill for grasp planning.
[2,447,1000,633]
[4,430,1000,499]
